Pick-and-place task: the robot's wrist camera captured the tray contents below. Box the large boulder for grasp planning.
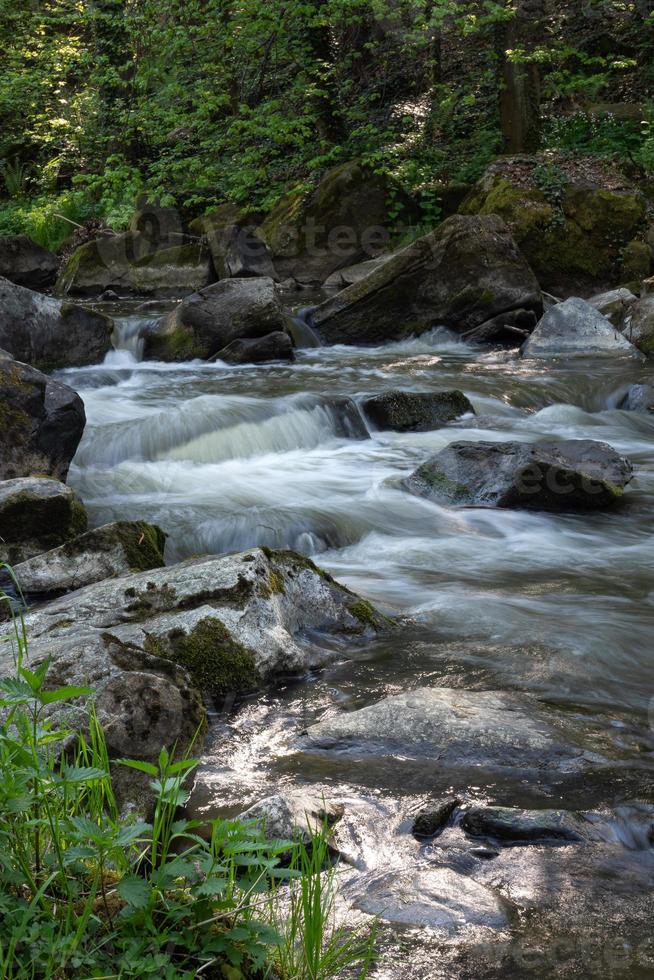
[309,215,542,345]
[521,297,641,359]
[0,234,58,290]
[621,294,654,353]
[191,205,278,281]
[12,521,166,600]
[361,390,474,432]
[617,384,654,413]
[144,277,287,361]
[257,160,420,284]
[0,477,87,564]
[322,254,393,290]
[57,233,214,297]
[0,350,85,480]
[460,157,648,292]
[0,278,112,368]
[402,439,633,511]
[212,331,294,365]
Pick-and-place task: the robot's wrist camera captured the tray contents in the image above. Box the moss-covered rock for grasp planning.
[361,389,474,432]
[621,239,651,283]
[0,477,87,564]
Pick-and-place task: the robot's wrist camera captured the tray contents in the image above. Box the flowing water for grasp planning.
[58,303,654,976]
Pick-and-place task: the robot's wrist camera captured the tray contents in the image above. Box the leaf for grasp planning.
[115,758,158,776]
[61,764,106,784]
[117,874,152,909]
[40,685,92,705]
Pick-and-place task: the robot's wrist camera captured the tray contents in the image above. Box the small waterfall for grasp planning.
[287,308,322,348]
[110,314,160,361]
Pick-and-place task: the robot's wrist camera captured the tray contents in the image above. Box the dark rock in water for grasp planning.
[192,207,278,281]
[98,288,120,301]
[145,277,286,361]
[0,234,58,290]
[0,477,87,565]
[412,797,460,839]
[304,687,594,774]
[461,806,586,844]
[618,384,654,413]
[0,277,112,368]
[212,330,294,364]
[463,307,538,345]
[402,439,633,511]
[0,350,86,480]
[13,521,166,599]
[310,214,542,345]
[522,297,640,359]
[362,389,474,432]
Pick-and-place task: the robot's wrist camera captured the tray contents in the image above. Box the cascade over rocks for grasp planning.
[521,297,641,359]
[402,439,633,511]
[0,351,85,480]
[212,330,294,364]
[13,521,166,599]
[361,389,474,432]
[0,234,58,290]
[144,277,287,361]
[309,215,542,345]
[0,478,87,565]
[0,277,112,368]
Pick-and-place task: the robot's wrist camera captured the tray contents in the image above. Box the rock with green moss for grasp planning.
[622,294,654,353]
[402,439,632,511]
[309,214,542,345]
[0,277,112,368]
[621,239,651,283]
[13,520,166,599]
[212,330,294,364]
[0,477,87,564]
[362,389,474,432]
[57,233,214,297]
[258,160,420,284]
[459,159,647,292]
[0,350,85,480]
[144,277,287,361]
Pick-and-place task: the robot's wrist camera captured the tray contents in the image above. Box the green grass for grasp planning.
[0,566,375,979]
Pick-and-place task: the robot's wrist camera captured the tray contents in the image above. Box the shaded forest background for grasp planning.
[1,0,654,249]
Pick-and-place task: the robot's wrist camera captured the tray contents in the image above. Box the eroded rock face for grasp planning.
[0,235,58,290]
[0,277,112,368]
[618,384,654,413]
[0,477,87,564]
[13,521,166,599]
[145,277,286,361]
[0,350,85,480]
[310,215,542,345]
[522,297,641,359]
[213,331,294,364]
[402,439,633,511]
[361,390,474,432]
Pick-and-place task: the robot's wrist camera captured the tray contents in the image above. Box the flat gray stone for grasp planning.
[522,297,641,358]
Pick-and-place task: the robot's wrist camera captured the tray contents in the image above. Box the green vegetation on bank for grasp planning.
[1,1,654,251]
[0,579,374,980]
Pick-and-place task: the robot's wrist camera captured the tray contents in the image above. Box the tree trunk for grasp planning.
[496,0,546,153]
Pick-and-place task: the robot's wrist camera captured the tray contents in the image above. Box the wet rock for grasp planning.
[618,384,654,413]
[621,293,654,353]
[145,277,286,361]
[98,288,120,301]
[402,439,633,511]
[304,687,593,774]
[588,287,636,327]
[521,297,641,359]
[361,390,474,432]
[412,797,460,839]
[463,307,538,345]
[310,215,542,345]
[13,521,166,599]
[461,807,586,844]
[0,234,58,290]
[322,254,393,290]
[238,792,344,844]
[0,477,87,565]
[0,277,113,368]
[258,159,419,283]
[0,350,86,480]
[212,330,294,365]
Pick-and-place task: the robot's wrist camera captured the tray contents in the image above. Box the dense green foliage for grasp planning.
[0,1,653,247]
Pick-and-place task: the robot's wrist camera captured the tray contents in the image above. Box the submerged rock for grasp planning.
[212,330,294,364]
[402,439,633,511]
[0,477,87,564]
[361,390,474,432]
[0,277,112,368]
[588,287,636,327]
[0,350,85,480]
[0,234,58,290]
[521,297,641,359]
[461,806,586,844]
[310,215,542,345]
[621,293,654,353]
[618,384,654,413]
[13,521,165,599]
[145,277,286,361]
[237,792,344,844]
[412,798,460,839]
